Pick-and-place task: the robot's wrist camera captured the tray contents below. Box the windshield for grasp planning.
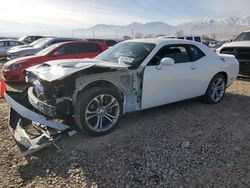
[95,42,155,66]
[18,36,27,42]
[34,38,52,48]
[30,38,45,46]
[36,43,61,56]
[233,32,250,41]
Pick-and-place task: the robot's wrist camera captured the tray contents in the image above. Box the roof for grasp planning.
[0,39,19,42]
[54,39,107,46]
[124,38,201,45]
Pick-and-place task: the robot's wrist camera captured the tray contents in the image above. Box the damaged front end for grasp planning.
[4,59,130,156]
[4,88,76,157]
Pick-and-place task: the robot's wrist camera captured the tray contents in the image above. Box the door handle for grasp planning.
[190,67,196,70]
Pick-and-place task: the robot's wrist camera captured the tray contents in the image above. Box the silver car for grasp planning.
[0,39,24,57]
[9,38,47,52]
[7,37,80,60]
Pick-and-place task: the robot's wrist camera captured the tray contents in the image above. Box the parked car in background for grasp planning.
[210,43,223,52]
[7,37,80,60]
[0,39,25,58]
[4,38,239,154]
[9,38,48,51]
[18,36,44,44]
[217,31,250,75]
[3,40,108,82]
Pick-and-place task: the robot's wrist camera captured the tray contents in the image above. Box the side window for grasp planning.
[150,45,191,65]
[0,41,5,47]
[24,37,33,43]
[165,46,191,63]
[52,40,71,45]
[186,37,193,41]
[188,45,205,61]
[34,36,41,40]
[194,37,201,42]
[56,44,78,55]
[78,43,102,53]
[9,41,19,46]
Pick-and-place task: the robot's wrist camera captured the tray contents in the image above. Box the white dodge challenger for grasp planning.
[4,38,239,155]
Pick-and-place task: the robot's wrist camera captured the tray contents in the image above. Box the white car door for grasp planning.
[141,44,206,110]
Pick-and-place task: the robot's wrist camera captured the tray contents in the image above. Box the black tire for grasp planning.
[204,74,226,104]
[74,87,123,136]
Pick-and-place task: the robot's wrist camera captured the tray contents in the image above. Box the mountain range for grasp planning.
[2,16,250,40]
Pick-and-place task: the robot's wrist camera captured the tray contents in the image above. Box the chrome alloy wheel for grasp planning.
[85,94,120,132]
[210,77,225,103]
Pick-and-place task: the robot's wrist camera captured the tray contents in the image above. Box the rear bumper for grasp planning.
[4,90,76,156]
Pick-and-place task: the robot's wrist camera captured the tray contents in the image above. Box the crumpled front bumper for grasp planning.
[4,90,76,156]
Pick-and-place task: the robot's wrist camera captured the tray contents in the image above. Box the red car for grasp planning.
[2,40,108,82]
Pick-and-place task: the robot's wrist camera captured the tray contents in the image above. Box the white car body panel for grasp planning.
[142,61,204,109]
[139,39,239,109]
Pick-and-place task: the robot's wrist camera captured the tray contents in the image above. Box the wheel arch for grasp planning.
[74,80,125,104]
[216,71,228,85]
[205,71,228,93]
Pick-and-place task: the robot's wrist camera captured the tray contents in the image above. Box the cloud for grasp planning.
[0,0,249,32]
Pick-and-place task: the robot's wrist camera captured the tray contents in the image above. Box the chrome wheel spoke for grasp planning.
[215,91,219,100]
[86,113,98,120]
[98,95,104,107]
[105,99,119,110]
[103,115,114,125]
[98,116,103,130]
[92,97,101,108]
[217,85,224,91]
[93,116,101,129]
[106,112,119,119]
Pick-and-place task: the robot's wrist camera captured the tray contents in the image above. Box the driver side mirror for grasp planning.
[157,57,175,70]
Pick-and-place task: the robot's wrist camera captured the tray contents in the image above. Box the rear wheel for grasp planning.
[204,74,226,104]
[74,87,123,136]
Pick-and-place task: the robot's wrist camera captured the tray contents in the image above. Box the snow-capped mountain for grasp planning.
[176,16,250,39]
[71,16,250,40]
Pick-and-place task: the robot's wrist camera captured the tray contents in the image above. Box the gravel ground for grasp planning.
[0,78,250,187]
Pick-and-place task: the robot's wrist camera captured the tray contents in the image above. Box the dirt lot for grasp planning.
[0,72,250,187]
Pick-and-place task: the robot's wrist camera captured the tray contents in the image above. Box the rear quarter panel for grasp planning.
[218,54,239,87]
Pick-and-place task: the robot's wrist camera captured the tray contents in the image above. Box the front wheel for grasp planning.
[204,74,226,104]
[74,87,123,136]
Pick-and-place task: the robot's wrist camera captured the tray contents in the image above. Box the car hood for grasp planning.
[9,47,38,54]
[221,41,250,48]
[4,55,42,66]
[11,45,31,51]
[26,58,129,82]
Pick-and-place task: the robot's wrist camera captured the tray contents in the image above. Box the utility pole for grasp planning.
[92,30,95,39]
[116,30,118,41]
[71,29,74,38]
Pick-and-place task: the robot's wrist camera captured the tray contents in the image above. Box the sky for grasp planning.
[0,0,250,33]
